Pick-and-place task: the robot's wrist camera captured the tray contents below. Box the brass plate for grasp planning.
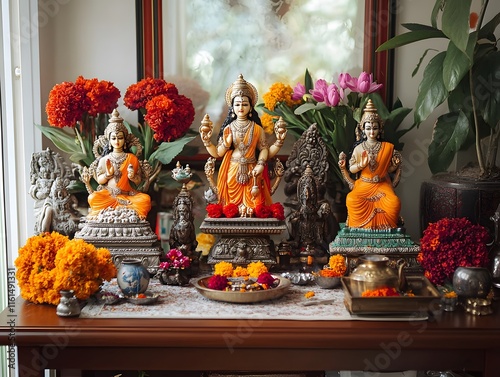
[193,276,291,304]
[342,275,440,314]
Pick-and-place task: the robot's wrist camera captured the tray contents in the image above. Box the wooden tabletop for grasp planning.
[2,296,500,376]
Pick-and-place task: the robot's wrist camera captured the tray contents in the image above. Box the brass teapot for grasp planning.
[348,254,407,296]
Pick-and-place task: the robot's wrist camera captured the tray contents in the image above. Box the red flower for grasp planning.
[145,94,195,142]
[223,203,239,218]
[46,81,88,128]
[124,77,179,111]
[206,275,228,290]
[418,217,490,285]
[79,76,120,116]
[270,203,285,220]
[206,203,223,218]
[257,272,276,286]
[254,204,272,218]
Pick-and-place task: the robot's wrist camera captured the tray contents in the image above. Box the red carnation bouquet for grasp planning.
[417,217,490,285]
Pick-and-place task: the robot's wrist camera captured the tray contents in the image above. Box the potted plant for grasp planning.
[377,0,500,232]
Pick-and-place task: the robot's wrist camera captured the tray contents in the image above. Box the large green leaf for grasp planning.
[472,51,500,129]
[414,52,448,125]
[428,110,470,173]
[304,69,314,92]
[441,0,471,52]
[376,28,446,52]
[37,124,80,154]
[431,0,442,28]
[442,33,476,92]
[149,135,196,165]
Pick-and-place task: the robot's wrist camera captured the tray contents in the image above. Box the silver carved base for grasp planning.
[75,215,162,274]
[200,217,286,267]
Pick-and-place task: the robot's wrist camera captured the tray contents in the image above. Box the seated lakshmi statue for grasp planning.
[199,74,287,216]
[82,109,152,220]
[339,99,402,230]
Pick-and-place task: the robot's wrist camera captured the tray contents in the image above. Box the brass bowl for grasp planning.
[314,275,341,289]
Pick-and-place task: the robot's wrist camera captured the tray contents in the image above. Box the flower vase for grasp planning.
[158,268,191,286]
[117,259,150,296]
[56,290,81,317]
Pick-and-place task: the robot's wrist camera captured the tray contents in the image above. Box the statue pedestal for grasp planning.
[329,224,422,274]
[199,217,286,267]
[75,219,162,273]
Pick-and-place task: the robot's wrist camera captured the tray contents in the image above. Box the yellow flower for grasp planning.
[15,232,116,305]
[262,82,300,111]
[213,261,234,277]
[328,254,347,277]
[196,232,216,255]
[260,112,277,135]
[305,291,315,299]
[233,266,249,277]
[444,291,457,298]
[246,261,268,277]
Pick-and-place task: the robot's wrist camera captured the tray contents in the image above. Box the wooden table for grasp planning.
[1,297,500,377]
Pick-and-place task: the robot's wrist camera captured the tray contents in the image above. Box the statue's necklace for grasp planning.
[231,121,254,153]
[109,153,127,179]
[362,141,381,172]
[232,120,251,139]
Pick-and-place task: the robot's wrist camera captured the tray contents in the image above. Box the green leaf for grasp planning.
[431,0,443,28]
[441,0,471,52]
[442,33,475,92]
[472,50,500,129]
[305,69,313,92]
[149,135,196,165]
[414,51,448,125]
[376,28,446,52]
[402,23,440,32]
[294,103,317,115]
[428,110,470,173]
[412,49,438,77]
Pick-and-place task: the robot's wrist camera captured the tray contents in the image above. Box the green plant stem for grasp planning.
[470,0,489,176]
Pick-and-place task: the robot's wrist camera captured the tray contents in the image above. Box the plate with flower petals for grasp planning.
[192,275,291,304]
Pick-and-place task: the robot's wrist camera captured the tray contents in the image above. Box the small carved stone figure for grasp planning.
[287,165,330,255]
[30,148,82,237]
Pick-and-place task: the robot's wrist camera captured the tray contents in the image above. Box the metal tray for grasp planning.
[342,275,440,314]
[193,276,291,304]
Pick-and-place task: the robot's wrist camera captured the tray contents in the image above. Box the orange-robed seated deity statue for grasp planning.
[199,74,287,216]
[82,109,152,220]
[339,99,402,230]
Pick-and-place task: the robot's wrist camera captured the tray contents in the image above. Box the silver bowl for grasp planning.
[314,275,341,289]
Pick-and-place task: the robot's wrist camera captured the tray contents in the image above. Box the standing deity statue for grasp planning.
[199,74,286,216]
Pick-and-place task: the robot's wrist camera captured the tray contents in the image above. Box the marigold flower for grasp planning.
[15,232,116,305]
[213,261,234,277]
[46,81,88,128]
[418,217,490,285]
[196,233,216,255]
[262,82,300,111]
[328,254,347,277]
[124,77,179,111]
[247,261,268,277]
[361,287,400,297]
[305,291,315,299]
[233,266,249,277]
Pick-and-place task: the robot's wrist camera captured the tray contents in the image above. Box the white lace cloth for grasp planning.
[80,279,427,321]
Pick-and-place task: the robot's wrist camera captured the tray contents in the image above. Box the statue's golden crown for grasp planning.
[225,74,258,107]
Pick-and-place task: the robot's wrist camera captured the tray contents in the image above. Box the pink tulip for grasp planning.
[309,79,329,102]
[355,72,383,94]
[292,82,306,101]
[338,73,354,90]
[325,83,341,107]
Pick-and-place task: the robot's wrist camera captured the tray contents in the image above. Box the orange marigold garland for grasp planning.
[15,232,116,305]
[361,287,400,297]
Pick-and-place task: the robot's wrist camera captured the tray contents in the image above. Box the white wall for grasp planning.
[39,0,137,125]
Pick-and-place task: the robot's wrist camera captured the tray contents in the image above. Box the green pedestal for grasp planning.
[329,224,422,273]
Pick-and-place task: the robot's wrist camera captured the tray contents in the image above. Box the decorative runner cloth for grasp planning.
[80,279,427,321]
